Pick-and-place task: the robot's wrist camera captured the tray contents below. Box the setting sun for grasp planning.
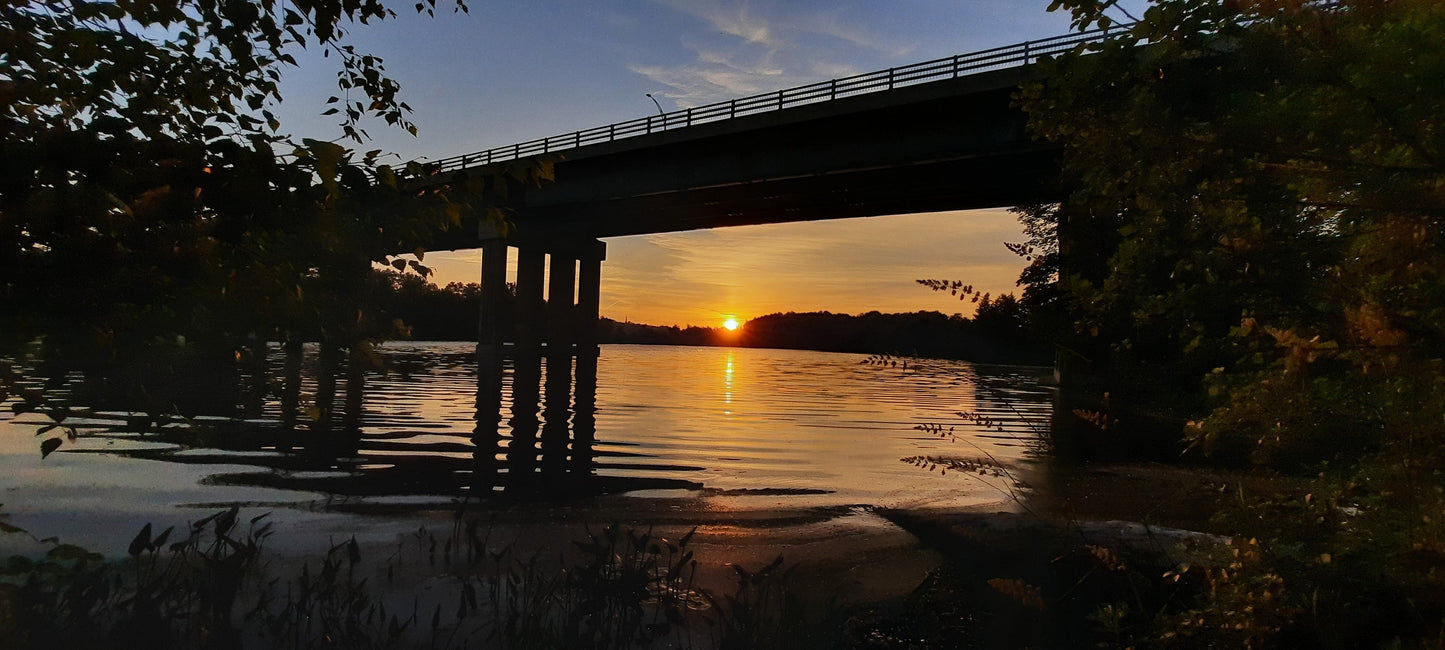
[722,318,740,331]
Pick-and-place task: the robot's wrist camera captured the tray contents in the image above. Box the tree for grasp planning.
[0,0,527,425]
[1022,0,1445,644]
[2,0,439,144]
[1025,0,1444,448]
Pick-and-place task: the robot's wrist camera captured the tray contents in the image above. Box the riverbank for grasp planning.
[4,451,1245,648]
[1,489,963,647]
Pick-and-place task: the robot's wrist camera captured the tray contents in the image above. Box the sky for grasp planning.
[271,1,1127,327]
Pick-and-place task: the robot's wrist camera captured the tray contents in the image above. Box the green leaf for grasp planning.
[377,165,398,189]
[128,523,152,557]
[151,526,174,550]
[40,438,61,459]
[303,139,348,193]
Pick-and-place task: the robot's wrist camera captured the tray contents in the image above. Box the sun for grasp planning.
[722,317,740,331]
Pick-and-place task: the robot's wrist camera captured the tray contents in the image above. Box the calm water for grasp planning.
[278,343,1051,506]
[0,344,1054,550]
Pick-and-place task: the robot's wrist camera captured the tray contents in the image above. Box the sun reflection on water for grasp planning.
[723,350,734,414]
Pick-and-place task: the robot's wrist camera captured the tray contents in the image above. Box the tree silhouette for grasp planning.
[1019,1,1445,644]
[0,0,525,434]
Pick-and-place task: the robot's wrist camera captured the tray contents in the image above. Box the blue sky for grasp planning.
[273,1,1120,326]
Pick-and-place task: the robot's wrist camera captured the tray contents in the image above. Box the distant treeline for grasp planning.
[729,308,1047,364]
[369,270,1049,364]
[368,270,487,341]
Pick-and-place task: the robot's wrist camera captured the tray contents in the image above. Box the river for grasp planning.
[0,343,1054,554]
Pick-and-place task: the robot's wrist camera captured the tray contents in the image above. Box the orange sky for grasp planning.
[411,208,1030,328]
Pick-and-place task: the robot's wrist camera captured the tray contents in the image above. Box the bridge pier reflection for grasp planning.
[471,348,505,493]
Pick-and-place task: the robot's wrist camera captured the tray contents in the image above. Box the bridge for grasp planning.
[430,24,1129,367]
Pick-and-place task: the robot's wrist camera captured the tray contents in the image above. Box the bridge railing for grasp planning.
[429,23,1131,173]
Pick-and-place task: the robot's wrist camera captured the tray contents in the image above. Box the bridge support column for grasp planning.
[576,240,606,355]
[546,252,577,351]
[476,237,509,359]
[513,247,547,356]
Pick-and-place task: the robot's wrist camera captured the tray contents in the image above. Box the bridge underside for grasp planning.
[442,66,1059,383]
[487,147,1058,241]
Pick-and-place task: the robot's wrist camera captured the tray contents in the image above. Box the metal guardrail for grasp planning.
[429,23,1132,173]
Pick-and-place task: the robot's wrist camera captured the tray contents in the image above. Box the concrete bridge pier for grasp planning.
[575,240,606,355]
[476,237,607,357]
[512,247,546,354]
[506,237,606,357]
[475,237,510,362]
[546,250,578,351]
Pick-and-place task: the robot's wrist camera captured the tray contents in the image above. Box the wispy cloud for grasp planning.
[791,10,915,58]
[654,0,778,48]
[634,1,912,107]
[809,61,862,78]
[629,42,786,105]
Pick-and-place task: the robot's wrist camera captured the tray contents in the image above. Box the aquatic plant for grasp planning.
[0,505,273,649]
[0,509,811,649]
[862,352,1051,506]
